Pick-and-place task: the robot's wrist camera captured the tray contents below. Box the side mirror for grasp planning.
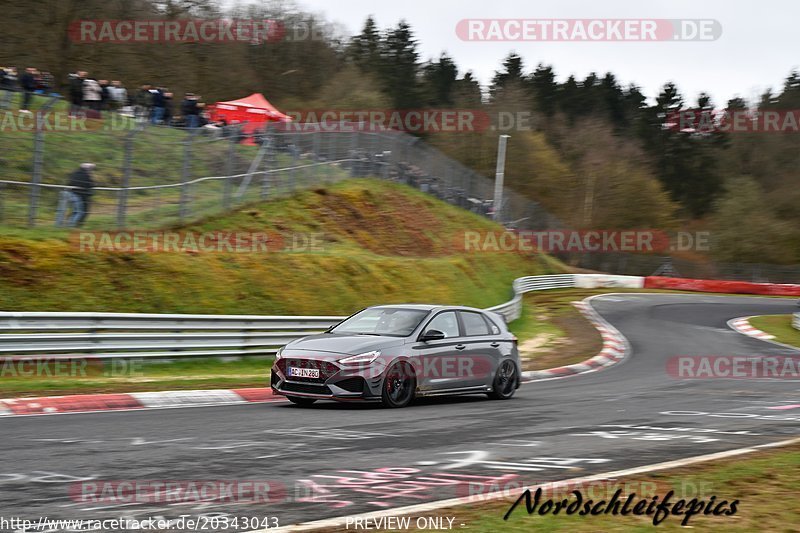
[420,329,445,342]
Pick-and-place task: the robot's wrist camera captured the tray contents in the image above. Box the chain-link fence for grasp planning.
[0,94,532,231]
[1,91,799,282]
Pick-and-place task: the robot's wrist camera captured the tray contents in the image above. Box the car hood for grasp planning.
[284,334,406,355]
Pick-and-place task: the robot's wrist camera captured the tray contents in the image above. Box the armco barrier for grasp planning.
[0,313,344,360]
[486,274,577,322]
[0,275,583,361]
[644,276,800,296]
[3,274,798,361]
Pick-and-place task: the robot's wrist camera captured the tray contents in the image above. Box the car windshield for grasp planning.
[331,308,429,337]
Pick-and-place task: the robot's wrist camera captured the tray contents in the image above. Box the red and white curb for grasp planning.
[521,295,629,381]
[0,388,278,416]
[728,317,775,340]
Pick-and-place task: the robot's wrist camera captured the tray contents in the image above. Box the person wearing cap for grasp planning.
[66,163,96,227]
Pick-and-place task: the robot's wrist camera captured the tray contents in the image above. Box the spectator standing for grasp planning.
[98,80,110,111]
[163,91,174,125]
[181,92,200,128]
[20,67,36,112]
[2,67,18,91]
[150,86,166,124]
[107,81,127,112]
[134,84,152,121]
[69,71,86,115]
[39,71,54,94]
[83,77,102,112]
[66,163,96,227]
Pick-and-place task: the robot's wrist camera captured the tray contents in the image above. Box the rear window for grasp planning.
[460,311,491,336]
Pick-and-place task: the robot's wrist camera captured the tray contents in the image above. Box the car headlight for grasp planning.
[275,347,284,360]
[339,350,381,365]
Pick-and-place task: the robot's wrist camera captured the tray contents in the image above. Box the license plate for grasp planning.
[288,367,320,379]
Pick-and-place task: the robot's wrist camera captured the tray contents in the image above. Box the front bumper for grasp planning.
[271,358,385,401]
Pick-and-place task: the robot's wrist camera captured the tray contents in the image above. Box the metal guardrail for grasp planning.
[486,274,576,322]
[794,312,800,331]
[0,312,344,360]
[0,275,581,360]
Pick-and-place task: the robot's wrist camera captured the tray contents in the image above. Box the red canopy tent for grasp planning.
[208,93,292,141]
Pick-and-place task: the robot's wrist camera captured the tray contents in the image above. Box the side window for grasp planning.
[461,311,491,336]
[425,311,460,338]
[484,315,501,335]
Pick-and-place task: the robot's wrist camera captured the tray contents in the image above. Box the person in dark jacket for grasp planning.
[163,91,174,125]
[150,87,166,124]
[135,84,152,121]
[66,163,96,227]
[20,67,37,112]
[1,67,18,91]
[69,71,86,115]
[181,93,200,128]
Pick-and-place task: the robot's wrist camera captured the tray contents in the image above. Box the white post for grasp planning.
[493,134,510,222]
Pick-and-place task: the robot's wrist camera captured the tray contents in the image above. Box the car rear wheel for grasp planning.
[381,362,416,408]
[287,396,317,407]
[487,359,517,400]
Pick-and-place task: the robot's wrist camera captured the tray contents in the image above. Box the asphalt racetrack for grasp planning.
[1,293,798,531]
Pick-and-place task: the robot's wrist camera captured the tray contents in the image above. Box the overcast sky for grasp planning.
[273,0,799,107]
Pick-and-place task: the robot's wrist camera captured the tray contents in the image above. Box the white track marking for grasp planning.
[254,436,800,532]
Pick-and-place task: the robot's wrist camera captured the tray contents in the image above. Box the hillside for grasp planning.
[0,179,562,314]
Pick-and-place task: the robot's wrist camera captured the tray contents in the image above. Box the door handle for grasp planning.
[490,342,500,348]
[455,344,466,350]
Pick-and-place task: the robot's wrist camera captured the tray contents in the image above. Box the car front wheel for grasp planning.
[487,359,517,400]
[381,362,416,408]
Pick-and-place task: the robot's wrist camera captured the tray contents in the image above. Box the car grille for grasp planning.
[275,358,340,383]
[281,382,332,395]
[335,377,366,393]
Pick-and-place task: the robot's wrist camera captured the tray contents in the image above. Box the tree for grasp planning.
[490,52,525,100]
[348,16,381,74]
[380,21,421,109]
[530,64,557,116]
[421,53,458,106]
[710,177,797,263]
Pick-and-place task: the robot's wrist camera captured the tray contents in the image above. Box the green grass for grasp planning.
[0,357,271,397]
[507,299,563,343]
[748,314,800,347]
[368,443,800,532]
[0,179,559,314]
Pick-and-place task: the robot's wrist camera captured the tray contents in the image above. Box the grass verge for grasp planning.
[748,314,800,348]
[0,357,271,398]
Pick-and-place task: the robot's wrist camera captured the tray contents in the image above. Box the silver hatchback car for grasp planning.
[271,304,521,408]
